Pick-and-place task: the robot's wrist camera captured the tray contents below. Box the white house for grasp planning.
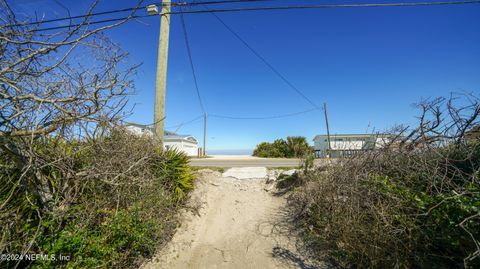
[124,123,199,156]
[163,133,199,156]
[313,133,392,158]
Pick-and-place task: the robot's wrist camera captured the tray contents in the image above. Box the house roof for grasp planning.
[125,122,149,129]
[165,134,198,143]
[124,122,197,143]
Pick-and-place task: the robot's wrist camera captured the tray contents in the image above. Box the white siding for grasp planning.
[330,140,364,150]
[314,138,329,151]
[181,141,198,156]
[314,138,364,150]
[125,124,198,156]
[313,135,391,151]
[164,140,198,156]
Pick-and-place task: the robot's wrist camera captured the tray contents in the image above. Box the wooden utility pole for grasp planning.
[153,0,171,146]
[203,112,207,156]
[323,103,332,152]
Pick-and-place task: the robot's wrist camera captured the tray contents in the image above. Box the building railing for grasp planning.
[315,149,368,158]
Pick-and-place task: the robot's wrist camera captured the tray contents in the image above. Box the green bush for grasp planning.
[253,136,313,158]
[0,130,194,268]
[32,208,165,268]
[154,148,194,201]
[252,140,286,158]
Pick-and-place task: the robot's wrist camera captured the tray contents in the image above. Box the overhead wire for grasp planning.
[210,108,318,120]
[179,0,480,119]
[166,1,480,15]
[204,6,320,109]
[180,6,206,113]
[16,1,480,32]
[4,0,274,28]
[9,0,480,121]
[179,0,275,6]
[166,114,204,130]
[180,1,317,122]
[6,5,152,28]
[27,15,150,32]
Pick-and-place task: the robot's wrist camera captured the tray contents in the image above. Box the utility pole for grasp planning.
[148,1,171,146]
[203,112,207,156]
[323,103,332,155]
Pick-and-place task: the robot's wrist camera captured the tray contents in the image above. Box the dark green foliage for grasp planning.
[0,130,194,268]
[154,148,194,200]
[286,136,313,158]
[253,141,285,158]
[253,136,313,158]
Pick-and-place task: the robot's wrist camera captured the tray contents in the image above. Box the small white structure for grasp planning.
[163,132,199,156]
[124,123,199,156]
[313,134,391,158]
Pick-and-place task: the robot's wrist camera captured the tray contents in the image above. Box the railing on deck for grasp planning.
[315,149,367,158]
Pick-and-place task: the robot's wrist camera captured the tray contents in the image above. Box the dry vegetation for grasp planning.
[1,1,194,267]
[290,94,480,268]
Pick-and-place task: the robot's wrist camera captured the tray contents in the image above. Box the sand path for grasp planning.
[142,168,323,269]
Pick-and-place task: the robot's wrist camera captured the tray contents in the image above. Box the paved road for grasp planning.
[189,155,326,168]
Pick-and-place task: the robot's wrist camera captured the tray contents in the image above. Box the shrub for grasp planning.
[0,9,188,267]
[294,145,480,268]
[253,136,313,158]
[286,136,313,158]
[290,95,480,269]
[154,148,194,201]
[253,141,286,158]
[0,129,194,268]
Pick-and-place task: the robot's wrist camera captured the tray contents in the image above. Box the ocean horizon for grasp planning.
[208,149,253,156]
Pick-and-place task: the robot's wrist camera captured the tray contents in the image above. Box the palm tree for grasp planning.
[286,136,313,158]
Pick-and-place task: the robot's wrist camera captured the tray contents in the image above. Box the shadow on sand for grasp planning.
[272,246,324,269]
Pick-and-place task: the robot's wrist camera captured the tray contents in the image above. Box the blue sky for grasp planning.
[9,0,480,150]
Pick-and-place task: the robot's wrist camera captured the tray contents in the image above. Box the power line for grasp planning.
[206,9,320,109]
[210,108,318,120]
[12,1,273,32]
[166,1,480,15]
[13,1,480,32]
[166,114,204,130]
[8,0,479,29]
[180,7,206,113]
[27,15,149,32]
[4,0,274,28]
[6,5,152,28]
[182,0,274,6]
